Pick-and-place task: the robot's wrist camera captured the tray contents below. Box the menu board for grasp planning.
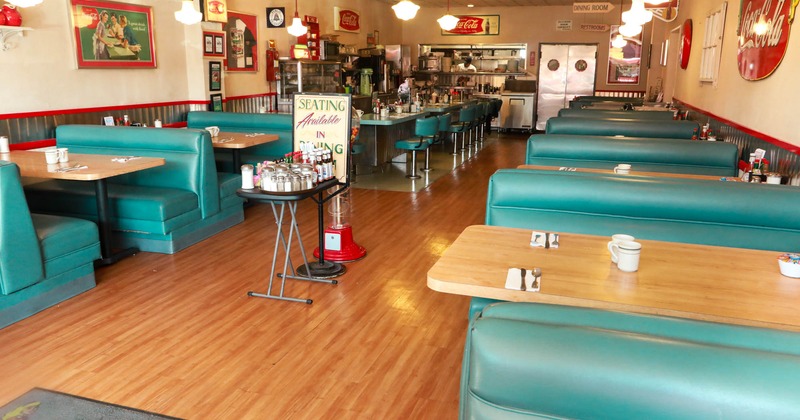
[292,93,352,184]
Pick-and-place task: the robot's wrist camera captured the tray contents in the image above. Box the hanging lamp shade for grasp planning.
[612,34,627,48]
[174,0,202,25]
[392,0,420,20]
[618,23,642,37]
[622,0,653,25]
[438,0,459,30]
[644,0,669,4]
[287,0,308,37]
[6,0,43,7]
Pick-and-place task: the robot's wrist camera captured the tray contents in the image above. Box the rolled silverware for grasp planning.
[520,268,526,291]
[544,233,550,249]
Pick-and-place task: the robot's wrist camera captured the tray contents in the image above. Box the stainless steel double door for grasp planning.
[536,44,597,131]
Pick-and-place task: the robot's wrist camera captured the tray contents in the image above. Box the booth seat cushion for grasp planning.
[486,169,800,252]
[31,214,100,280]
[463,302,800,420]
[24,181,200,235]
[526,134,738,176]
[545,116,700,138]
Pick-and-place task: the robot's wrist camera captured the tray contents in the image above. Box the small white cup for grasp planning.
[205,126,220,137]
[154,119,163,128]
[241,164,255,189]
[0,136,9,154]
[45,149,59,164]
[614,164,632,174]
[380,109,389,117]
[767,174,782,185]
[57,147,69,163]
[608,234,635,263]
[609,240,642,272]
[259,106,267,114]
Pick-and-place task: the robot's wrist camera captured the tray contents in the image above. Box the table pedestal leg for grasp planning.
[94,179,138,266]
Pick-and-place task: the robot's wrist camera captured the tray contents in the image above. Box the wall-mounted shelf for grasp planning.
[0,25,32,51]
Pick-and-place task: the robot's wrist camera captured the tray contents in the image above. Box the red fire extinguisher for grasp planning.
[266,40,279,82]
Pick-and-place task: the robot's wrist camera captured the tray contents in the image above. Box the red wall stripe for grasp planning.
[675,98,800,155]
[9,139,56,150]
[0,100,208,120]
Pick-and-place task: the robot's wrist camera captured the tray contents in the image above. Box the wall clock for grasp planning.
[267,7,285,28]
[679,19,692,70]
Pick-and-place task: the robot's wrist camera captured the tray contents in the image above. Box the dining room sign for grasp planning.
[69,0,156,68]
[737,0,800,80]
[441,15,500,35]
[293,93,352,183]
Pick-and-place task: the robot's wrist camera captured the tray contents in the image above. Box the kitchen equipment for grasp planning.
[441,57,452,72]
[500,79,537,133]
[419,55,441,71]
[360,68,373,96]
[536,43,597,131]
[507,58,519,73]
[320,40,342,61]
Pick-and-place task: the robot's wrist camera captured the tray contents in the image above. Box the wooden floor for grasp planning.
[0,132,529,419]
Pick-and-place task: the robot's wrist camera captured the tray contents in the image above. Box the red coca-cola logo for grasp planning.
[81,6,99,29]
[737,0,799,80]
[338,10,359,31]
[447,17,486,34]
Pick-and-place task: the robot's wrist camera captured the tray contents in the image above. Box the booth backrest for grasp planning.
[546,116,700,138]
[486,169,800,252]
[463,302,800,419]
[526,134,738,176]
[55,125,220,219]
[557,108,675,120]
[186,111,293,162]
[0,161,44,294]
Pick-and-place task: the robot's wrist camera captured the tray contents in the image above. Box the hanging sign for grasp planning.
[334,7,360,33]
[556,20,573,31]
[737,0,800,80]
[580,23,610,31]
[442,15,500,35]
[572,2,615,13]
[293,93,352,183]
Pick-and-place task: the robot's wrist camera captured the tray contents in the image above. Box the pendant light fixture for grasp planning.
[174,0,202,25]
[612,0,627,48]
[392,0,420,20]
[622,0,653,25]
[619,22,642,37]
[6,0,43,7]
[437,0,459,31]
[287,0,308,37]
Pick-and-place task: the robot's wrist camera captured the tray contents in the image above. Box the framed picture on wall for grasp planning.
[225,10,258,72]
[210,93,223,112]
[209,61,222,91]
[201,0,228,23]
[608,25,642,84]
[203,30,225,57]
[69,0,157,68]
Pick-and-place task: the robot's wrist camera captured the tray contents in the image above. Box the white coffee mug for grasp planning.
[380,109,389,117]
[57,147,69,163]
[609,240,642,272]
[767,174,782,185]
[0,136,9,154]
[614,164,632,174]
[607,234,635,263]
[205,126,220,137]
[45,149,59,164]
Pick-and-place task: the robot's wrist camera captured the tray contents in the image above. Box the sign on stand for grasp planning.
[292,93,352,185]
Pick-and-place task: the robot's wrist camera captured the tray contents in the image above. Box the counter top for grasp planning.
[360,111,430,125]
[423,100,477,113]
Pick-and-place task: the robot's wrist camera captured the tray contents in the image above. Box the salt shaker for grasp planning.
[241,164,254,189]
[0,136,9,154]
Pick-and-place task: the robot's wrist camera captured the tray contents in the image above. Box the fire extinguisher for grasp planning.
[266,41,279,82]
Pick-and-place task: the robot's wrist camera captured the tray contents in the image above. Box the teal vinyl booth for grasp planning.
[557,108,675,120]
[0,161,101,329]
[186,111,293,172]
[546,116,700,138]
[460,169,800,418]
[526,134,738,176]
[24,125,244,254]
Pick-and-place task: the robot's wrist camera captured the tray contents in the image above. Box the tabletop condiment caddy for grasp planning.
[252,141,337,193]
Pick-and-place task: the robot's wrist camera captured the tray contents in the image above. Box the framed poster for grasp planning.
[209,61,222,91]
[203,30,225,57]
[441,15,499,36]
[292,93,352,184]
[225,10,258,72]
[69,0,156,68]
[201,0,227,23]
[210,94,223,112]
[333,7,360,33]
[608,25,642,84]
[266,7,285,28]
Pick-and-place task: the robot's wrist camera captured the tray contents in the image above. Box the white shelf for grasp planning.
[0,25,32,51]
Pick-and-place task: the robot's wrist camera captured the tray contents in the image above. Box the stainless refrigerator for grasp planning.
[536,44,598,131]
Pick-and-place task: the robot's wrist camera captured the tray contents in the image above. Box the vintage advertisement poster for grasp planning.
[334,7,360,33]
[70,0,156,68]
[202,0,228,23]
[737,0,799,80]
[293,93,352,183]
[226,11,258,72]
[442,15,499,35]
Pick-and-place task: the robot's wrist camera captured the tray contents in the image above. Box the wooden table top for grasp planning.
[3,150,165,181]
[516,164,733,181]
[212,132,279,149]
[428,225,800,331]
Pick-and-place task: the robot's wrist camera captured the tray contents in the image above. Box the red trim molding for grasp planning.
[675,98,800,155]
[9,139,56,150]
[0,100,206,120]
[224,92,277,102]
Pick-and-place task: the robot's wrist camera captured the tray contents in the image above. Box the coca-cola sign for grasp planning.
[442,15,499,36]
[334,7,360,33]
[737,0,799,80]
